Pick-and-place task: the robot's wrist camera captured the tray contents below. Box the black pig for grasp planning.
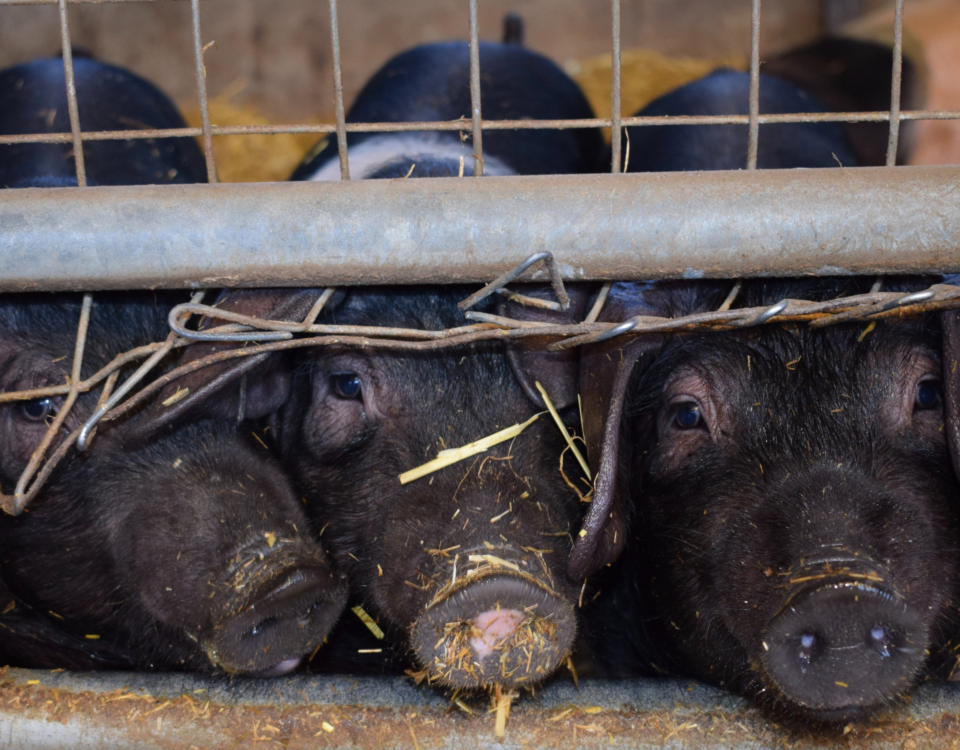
[581,279,960,724]
[581,70,960,723]
[168,29,603,689]
[0,58,346,673]
[291,19,604,180]
[0,295,346,674]
[763,36,924,166]
[0,56,208,187]
[172,286,591,689]
[618,68,859,171]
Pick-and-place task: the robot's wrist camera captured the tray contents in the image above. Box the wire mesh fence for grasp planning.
[2,0,960,175]
[2,0,960,511]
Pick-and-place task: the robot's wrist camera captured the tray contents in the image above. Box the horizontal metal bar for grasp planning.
[1,167,959,292]
[1,667,960,748]
[0,0,191,4]
[3,108,960,148]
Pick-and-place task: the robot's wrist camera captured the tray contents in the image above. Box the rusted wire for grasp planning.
[4,277,960,509]
[4,109,960,148]
[468,0,484,177]
[76,291,204,451]
[457,252,570,312]
[190,0,217,183]
[57,0,86,187]
[0,294,92,515]
[886,0,905,167]
[329,0,350,180]
[609,0,622,174]
[746,0,761,170]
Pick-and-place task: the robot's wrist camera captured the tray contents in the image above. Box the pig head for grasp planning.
[581,279,960,724]
[0,293,346,674]
[192,285,593,689]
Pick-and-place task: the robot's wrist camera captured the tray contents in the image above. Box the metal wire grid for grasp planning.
[0,0,957,177]
[3,248,960,516]
[0,0,959,514]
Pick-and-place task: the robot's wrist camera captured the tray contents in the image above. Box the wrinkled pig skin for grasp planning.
[585,278,960,725]
[0,294,346,674]
[268,287,589,689]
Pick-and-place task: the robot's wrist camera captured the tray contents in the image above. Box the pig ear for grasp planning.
[568,335,661,581]
[497,285,590,410]
[943,309,960,480]
[137,288,337,437]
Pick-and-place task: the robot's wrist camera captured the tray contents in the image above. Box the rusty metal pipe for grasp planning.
[1,166,959,292]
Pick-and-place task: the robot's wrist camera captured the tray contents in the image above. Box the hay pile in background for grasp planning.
[182,79,328,183]
[568,48,745,139]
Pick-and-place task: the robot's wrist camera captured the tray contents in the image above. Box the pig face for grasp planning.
[583,280,960,723]
[273,287,587,689]
[0,420,345,675]
[0,295,346,674]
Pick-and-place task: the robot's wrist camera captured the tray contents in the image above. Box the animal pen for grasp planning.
[1,0,960,746]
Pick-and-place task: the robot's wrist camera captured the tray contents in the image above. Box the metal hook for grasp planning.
[551,317,639,351]
[879,289,936,312]
[749,299,789,326]
[457,251,570,312]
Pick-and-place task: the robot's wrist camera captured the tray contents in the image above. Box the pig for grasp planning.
[167,27,604,688]
[617,38,921,172]
[580,279,960,725]
[580,71,960,724]
[0,395,345,675]
[618,68,860,171]
[291,17,604,180]
[171,284,592,689]
[0,296,349,676]
[762,36,923,166]
[0,58,346,674]
[0,55,209,187]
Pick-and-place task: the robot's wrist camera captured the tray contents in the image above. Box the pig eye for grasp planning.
[331,373,362,400]
[674,402,702,429]
[914,379,941,411]
[20,397,58,423]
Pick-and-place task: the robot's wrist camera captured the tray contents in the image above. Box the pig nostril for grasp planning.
[798,632,818,665]
[298,599,324,623]
[250,616,279,637]
[870,625,893,658]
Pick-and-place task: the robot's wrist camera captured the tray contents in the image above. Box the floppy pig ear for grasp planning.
[497,284,590,410]
[943,309,960,480]
[568,335,661,581]
[140,288,335,435]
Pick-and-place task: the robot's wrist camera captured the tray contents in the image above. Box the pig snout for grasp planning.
[761,559,925,713]
[202,539,347,675]
[409,564,576,689]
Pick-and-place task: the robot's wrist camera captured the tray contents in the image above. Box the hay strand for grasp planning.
[535,382,591,481]
[350,605,385,640]
[399,413,542,485]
